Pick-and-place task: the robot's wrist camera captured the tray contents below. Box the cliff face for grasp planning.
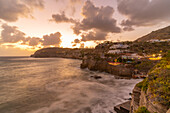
[81,56,133,78]
[136,25,170,42]
[130,86,168,113]
[130,52,170,113]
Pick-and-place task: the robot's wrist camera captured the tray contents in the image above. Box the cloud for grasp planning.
[81,31,107,41]
[0,24,62,47]
[56,0,82,15]
[123,26,134,31]
[117,0,170,29]
[0,0,44,22]
[72,1,121,41]
[80,43,84,48]
[1,24,26,43]
[42,32,62,46]
[72,43,77,47]
[73,39,80,43]
[24,0,44,9]
[28,37,42,46]
[51,11,76,23]
[73,1,121,34]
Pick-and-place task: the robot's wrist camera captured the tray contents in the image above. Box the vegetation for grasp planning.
[136,51,170,107]
[136,78,149,93]
[135,106,150,113]
[135,60,157,72]
[148,51,170,107]
[129,41,170,55]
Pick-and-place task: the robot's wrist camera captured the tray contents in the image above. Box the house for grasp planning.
[108,50,122,54]
[121,53,143,59]
[148,39,161,43]
[110,44,129,49]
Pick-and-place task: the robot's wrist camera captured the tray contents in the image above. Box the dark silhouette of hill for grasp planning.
[136,26,170,42]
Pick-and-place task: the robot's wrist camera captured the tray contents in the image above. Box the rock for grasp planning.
[80,57,133,78]
[90,75,102,79]
[94,75,102,79]
[114,101,131,113]
[130,85,141,113]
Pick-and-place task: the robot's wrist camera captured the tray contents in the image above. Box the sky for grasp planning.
[0,0,170,56]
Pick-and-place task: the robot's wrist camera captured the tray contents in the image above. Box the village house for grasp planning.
[108,50,122,54]
[121,53,143,59]
[110,44,129,49]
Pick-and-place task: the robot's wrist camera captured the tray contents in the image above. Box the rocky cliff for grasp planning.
[80,56,133,78]
[130,51,170,113]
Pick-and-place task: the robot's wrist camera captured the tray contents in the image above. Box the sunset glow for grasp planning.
[0,0,170,56]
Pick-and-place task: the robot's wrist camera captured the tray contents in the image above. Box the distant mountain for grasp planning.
[136,26,170,42]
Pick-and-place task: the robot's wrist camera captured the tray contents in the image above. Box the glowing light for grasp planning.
[108,61,121,66]
[149,57,162,60]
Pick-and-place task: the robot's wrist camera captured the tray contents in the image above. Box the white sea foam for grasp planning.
[28,77,141,113]
[0,57,142,113]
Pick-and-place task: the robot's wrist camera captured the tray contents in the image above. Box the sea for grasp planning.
[0,57,142,113]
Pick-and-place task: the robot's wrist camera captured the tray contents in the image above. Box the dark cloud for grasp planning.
[51,12,76,23]
[28,37,41,46]
[42,32,62,46]
[0,0,44,22]
[118,0,170,29]
[72,43,77,47]
[80,43,84,48]
[1,24,26,43]
[72,1,121,35]
[73,39,80,43]
[71,1,120,41]
[0,24,62,47]
[123,26,134,31]
[81,31,107,41]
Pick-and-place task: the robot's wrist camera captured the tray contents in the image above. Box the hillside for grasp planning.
[130,51,170,113]
[136,26,170,42]
[31,47,93,59]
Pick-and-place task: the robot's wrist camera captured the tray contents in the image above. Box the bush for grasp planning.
[135,60,156,72]
[136,81,144,89]
[135,106,150,113]
[148,51,170,107]
[136,78,149,93]
[142,78,149,93]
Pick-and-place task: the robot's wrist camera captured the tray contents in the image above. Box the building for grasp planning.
[121,53,143,59]
[110,44,129,49]
[108,50,123,54]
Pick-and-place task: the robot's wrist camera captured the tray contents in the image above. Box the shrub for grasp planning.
[135,106,150,113]
[136,78,149,93]
[142,78,149,93]
[148,51,170,107]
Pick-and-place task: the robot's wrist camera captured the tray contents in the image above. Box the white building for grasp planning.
[108,50,122,54]
[121,53,143,59]
[148,39,170,43]
[110,44,129,49]
[148,39,161,43]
